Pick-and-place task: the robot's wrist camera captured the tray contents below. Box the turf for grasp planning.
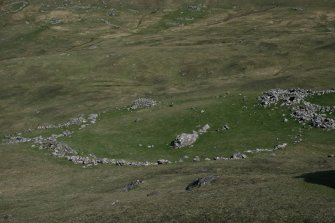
[0,0,335,222]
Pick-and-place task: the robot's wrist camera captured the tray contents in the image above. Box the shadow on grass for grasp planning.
[296,170,335,189]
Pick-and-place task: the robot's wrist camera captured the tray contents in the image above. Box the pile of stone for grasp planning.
[292,102,335,129]
[3,130,73,145]
[34,138,77,157]
[258,88,314,107]
[258,88,335,129]
[129,98,156,110]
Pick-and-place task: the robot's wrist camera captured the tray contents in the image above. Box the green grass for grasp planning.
[0,0,335,222]
[63,94,301,161]
[306,93,335,106]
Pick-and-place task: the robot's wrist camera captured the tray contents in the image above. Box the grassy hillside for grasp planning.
[0,0,334,222]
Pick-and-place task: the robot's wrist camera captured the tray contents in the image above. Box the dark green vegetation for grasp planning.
[0,0,335,222]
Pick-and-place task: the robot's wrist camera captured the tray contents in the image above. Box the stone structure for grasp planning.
[258,88,335,129]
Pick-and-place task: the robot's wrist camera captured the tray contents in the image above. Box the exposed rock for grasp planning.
[274,143,288,150]
[185,175,217,191]
[171,131,199,149]
[157,159,170,165]
[193,156,200,162]
[231,152,247,159]
[122,179,143,192]
[129,98,156,110]
[198,124,210,134]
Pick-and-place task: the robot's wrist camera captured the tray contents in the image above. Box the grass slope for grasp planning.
[0,0,334,222]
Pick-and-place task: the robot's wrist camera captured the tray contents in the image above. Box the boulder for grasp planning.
[231,152,247,159]
[185,175,217,191]
[171,131,199,149]
[122,179,143,192]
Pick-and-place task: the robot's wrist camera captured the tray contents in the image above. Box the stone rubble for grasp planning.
[258,88,335,129]
[37,113,99,130]
[129,98,156,110]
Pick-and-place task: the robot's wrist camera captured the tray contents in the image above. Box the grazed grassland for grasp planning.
[0,0,334,222]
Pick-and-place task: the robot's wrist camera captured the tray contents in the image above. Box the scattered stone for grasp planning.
[328,154,335,158]
[185,175,217,191]
[129,98,156,110]
[283,118,289,123]
[122,179,143,192]
[204,158,211,161]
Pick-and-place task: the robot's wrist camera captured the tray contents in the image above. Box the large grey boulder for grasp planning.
[171,131,199,149]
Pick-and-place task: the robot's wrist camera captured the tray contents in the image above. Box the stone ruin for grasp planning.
[258,88,335,129]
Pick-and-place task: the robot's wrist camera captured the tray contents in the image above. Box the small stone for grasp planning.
[193,156,200,162]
